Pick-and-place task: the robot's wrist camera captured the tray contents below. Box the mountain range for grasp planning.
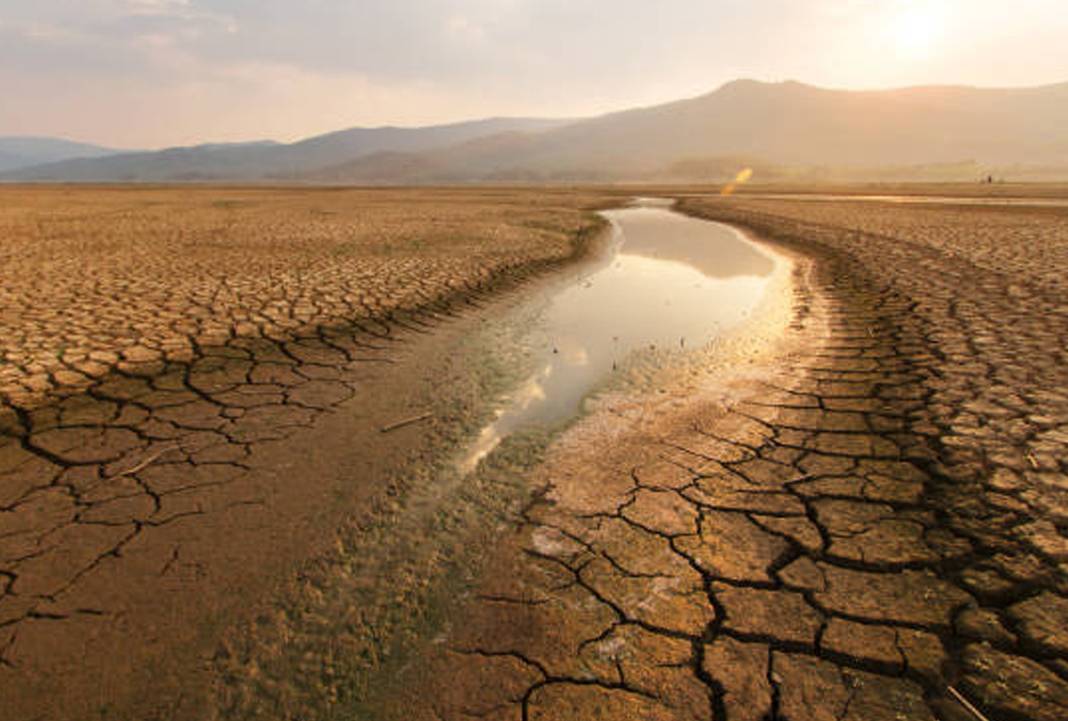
[4,79,1068,183]
[0,137,121,173]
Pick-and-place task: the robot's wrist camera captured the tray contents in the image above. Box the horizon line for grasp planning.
[4,76,1066,153]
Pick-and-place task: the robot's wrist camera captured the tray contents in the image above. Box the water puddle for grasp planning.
[460,199,778,472]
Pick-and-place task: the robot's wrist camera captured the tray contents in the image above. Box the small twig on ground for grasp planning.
[380,412,433,433]
[83,443,182,492]
[1026,451,1040,470]
[947,685,991,721]
[111,444,180,478]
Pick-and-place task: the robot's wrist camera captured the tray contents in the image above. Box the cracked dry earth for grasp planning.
[388,196,1068,721]
[0,186,609,409]
[0,186,613,719]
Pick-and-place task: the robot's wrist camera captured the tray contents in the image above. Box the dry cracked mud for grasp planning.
[0,186,614,407]
[3,187,1068,721]
[375,194,1068,721]
[0,186,616,719]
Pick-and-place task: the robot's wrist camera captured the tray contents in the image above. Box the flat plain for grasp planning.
[0,185,615,407]
[0,185,616,719]
[2,184,1068,721]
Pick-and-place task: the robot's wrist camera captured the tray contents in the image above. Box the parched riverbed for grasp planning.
[462,199,780,472]
[5,186,1068,721]
[211,199,794,720]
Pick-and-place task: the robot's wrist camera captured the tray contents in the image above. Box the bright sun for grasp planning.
[890,3,946,59]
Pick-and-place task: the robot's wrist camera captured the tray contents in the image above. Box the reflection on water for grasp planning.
[612,204,774,279]
[460,201,777,473]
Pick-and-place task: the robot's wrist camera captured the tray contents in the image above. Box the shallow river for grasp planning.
[461,199,779,471]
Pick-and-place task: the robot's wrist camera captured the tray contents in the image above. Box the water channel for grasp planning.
[460,199,781,471]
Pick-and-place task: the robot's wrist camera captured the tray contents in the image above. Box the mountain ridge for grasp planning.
[1,117,571,182]
[4,79,1068,182]
[0,137,121,173]
[301,79,1068,183]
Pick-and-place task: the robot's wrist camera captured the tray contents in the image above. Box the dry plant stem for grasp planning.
[380,413,434,433]
[109,444,180,478]
[948,685,992,721]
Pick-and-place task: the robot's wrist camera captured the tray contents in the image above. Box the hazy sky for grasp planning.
[2,0,1066,148]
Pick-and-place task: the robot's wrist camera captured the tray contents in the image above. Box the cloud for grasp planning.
[15,22,88,42]
[1,0,1066,147]
[445,15,487,44]
[123,0,191,12]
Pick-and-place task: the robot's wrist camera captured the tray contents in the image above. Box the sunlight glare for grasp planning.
[890,2,947,59]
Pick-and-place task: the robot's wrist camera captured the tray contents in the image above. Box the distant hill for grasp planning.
[0,137,120,173]
[5,80,1068,183]
[0,118,571,182]
[303,80,1068,183]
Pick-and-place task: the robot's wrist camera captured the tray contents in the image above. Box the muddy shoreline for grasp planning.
[4,188,1068,721]
[345,195,1068,721]
[0,201,613,720]
[212,203,799,720]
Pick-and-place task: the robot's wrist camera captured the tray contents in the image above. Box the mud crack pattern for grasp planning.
[0,186,608,408]
[395,197,1068,721]
[0,186,613,719]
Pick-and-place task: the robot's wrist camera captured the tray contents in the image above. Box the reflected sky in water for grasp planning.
[461,203,777,472]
